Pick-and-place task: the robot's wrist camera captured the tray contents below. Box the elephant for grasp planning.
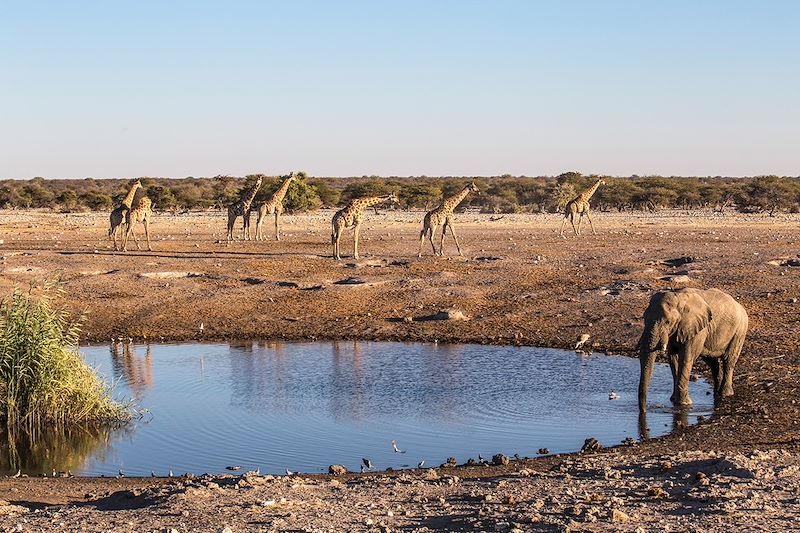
[638,288,748,412]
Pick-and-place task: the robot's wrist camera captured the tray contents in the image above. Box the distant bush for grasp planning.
[0,173,798,214]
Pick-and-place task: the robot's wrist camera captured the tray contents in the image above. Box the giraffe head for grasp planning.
[467,181,479,194]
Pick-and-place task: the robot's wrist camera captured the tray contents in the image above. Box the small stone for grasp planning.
[492,454,509,466]
[647,486,668,498]
[611,509,630,523]
[581,437,602,453]
[328,464,347,475]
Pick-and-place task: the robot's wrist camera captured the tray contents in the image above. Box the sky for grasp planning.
[1,1,798,179]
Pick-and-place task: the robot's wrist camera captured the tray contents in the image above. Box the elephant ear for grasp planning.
[675,292,712,344]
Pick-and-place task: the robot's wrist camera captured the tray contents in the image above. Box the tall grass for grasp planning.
[0,281,129,443]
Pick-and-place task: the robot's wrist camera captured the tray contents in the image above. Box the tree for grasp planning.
[740,175,795,215]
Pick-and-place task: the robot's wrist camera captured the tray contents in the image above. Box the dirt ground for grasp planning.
[0,208,798,531]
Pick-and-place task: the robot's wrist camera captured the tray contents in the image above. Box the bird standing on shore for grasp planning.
[391,440,406,453]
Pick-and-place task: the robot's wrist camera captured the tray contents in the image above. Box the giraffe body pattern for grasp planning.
[331,193,397,260]
[109,179,141,251]
[419,182,478,257]
[227,176,263,241]
[252,172,297,241]
[122,196,153,251]
[559,178,605,236]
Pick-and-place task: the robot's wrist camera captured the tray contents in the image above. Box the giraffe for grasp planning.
[226,176,263,241]
[419,181,479,257]
[109,179,142,251]
[559,178,605,237]
[331,192,398,260]
[122,196,153,251]
[252,172,297,241]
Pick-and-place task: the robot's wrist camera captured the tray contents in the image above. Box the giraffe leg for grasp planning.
[429,225,438,256]
[243,210,251,241]
[559,215,569,237]
[144,216,152,251]
[332,222,341,260]
[274,211,280,241]
[419,227,427,257]
[576,213,584,235]
[570,213,579,235]
[438,222,449,256]
[447,218,463,256]
[227,212,236,242]
[353,222,361,259]
[131,222,141,250]
[586,210,597,235]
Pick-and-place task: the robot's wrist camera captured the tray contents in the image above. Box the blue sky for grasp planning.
[1,1,798,178]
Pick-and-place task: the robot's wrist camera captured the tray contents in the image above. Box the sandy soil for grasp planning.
[0,209,798,531]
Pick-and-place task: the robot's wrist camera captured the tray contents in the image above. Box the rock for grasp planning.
[661,274,691,283]
[328,464,347,475]
[431,309,468,321]
[492,454,509,466]
[424,469,440,481]
[581,438,602,453]
[611,509,630,523]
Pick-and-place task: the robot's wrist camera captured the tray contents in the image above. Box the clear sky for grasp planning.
[1,1,798,179]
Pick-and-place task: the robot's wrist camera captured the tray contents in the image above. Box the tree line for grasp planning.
[1,173,799,216]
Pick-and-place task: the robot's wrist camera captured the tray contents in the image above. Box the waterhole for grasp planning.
[6,341,712,476]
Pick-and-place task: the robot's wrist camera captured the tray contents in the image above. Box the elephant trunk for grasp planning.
[638,322,666,412]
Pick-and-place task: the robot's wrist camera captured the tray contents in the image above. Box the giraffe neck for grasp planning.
[121,183,140,208]
[242,179,262,209]
[271,175,295,204]
[357,194,394,211]
[442,186,472,212]
[580,179,603,201]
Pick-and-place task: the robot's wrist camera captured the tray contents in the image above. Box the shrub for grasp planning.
[0,282,129,439]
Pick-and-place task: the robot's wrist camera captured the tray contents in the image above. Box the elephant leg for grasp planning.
[720,331,746,398]
[672,345,697,407]
[701,356,722,396]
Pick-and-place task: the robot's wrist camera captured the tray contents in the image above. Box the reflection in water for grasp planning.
[54,341,715,476]
[638,408,691,441]
[0,424,122,475]
[110,340,153,400]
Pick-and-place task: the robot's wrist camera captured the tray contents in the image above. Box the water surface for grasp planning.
[11,341,714,475]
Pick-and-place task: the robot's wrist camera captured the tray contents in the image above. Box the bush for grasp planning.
[0,281,129,439]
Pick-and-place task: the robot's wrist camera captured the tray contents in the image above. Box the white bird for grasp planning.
[362,458,373,471]
[575,333,590,349]
[609,390,619,400]
[391,440,406,453]
[285,468,294,476]
[417,461,425,469]
[168,470,174,478]
[199,322,204,333]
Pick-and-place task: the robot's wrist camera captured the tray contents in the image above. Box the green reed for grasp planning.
[0,281,129,443]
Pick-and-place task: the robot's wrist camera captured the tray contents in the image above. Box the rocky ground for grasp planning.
[0,209,798,531]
